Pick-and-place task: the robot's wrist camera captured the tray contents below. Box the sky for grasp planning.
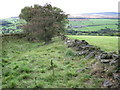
[0,0,119,18]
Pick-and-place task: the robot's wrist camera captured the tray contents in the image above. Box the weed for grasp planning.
[66,49,75,56]
[40,69,45,73]
[51,60,55,76]
[19,73,31,80]
[64,61,70,65]
[7,79,18,88]
[67,80,79,88]
[66,72,78,78]
[18,65,32,73]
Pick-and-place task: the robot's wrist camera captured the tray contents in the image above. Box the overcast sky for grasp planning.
[0,0,119,18]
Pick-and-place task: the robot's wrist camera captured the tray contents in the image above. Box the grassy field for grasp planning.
[68,19,118,31]
[67,35,119,53]
[2,36,104,88]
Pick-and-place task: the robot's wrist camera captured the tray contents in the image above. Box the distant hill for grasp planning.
[69,12,118,19]
[81,12,119,15]
[10,17,19,19]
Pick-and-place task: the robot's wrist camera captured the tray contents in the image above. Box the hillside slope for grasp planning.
[2,36,105,88]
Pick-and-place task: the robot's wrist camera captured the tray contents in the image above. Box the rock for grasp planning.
[67,41,74,47]
[76,67,90,72]
[74,39,79,42]
[66,40,72,43]
[101,52,113,59]
[100,52,108,59]
[85,51,96,59]
[76,68,85,72]
[97,52,113,63]
[112,53,118,59]
[100,59,111,63]
[103,80,113,87]
[75,46,83,51]
[73,40,89,48]
[65,38,71,42]
[109,60,117,65]
[91,62,104,75]
[75,45,95,52]
[81,40,89,45]
[78,50,89,56]
[95,50,104,59]
[113,73,120,84]
[81,45,92,50]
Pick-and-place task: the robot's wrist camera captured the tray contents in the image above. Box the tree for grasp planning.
[19,4,68,43]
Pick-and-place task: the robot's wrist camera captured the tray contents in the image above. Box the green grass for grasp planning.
[67,35,119,53]
[89,19,118,25]
[2,36,104,88]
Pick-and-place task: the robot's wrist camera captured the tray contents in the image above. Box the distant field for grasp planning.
[68,19,118,31]
[73,25,118,31]
[0,18,26,34]
[67,35,119,52]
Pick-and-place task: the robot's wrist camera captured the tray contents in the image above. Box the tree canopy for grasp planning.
[19,4,68,43]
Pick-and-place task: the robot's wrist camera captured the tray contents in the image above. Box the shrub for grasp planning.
[19,4,68,43]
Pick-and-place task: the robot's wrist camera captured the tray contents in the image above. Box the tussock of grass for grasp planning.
[2,36,104,88]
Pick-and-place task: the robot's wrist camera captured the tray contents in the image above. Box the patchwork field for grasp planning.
[67,19,118,35]
[67,35,119,53]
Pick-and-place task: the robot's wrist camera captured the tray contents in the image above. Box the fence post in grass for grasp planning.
[51,60,54,76]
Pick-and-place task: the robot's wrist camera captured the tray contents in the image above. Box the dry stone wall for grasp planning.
[61,35,120,88]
